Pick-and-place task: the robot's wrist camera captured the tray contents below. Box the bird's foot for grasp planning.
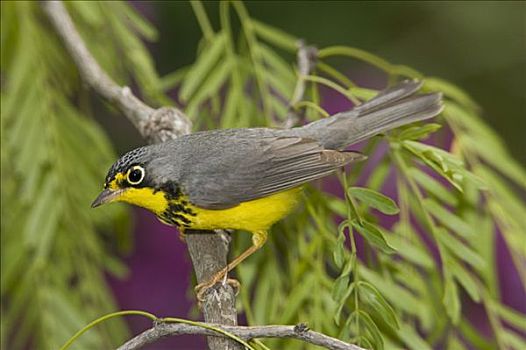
[178,230,186,242]
[195,274,240,302]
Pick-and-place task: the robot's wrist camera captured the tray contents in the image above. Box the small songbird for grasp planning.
[91,80,442,299]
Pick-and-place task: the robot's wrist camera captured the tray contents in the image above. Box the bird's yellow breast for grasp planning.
[116,184,302,232]
[190,187,302,232]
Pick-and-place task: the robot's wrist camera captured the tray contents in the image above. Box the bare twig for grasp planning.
[42,2,240,349]
[117,322,366,350]
[283,40,318,128]
[42,0,191,143]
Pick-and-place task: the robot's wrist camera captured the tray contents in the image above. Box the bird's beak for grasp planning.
[91,188,125,208]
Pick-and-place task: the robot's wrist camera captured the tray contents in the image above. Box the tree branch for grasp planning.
[283,40,318,128]
[117,322,366,350]
[42,0,191,143]
[185,230,242,350]
[42,2,240,349]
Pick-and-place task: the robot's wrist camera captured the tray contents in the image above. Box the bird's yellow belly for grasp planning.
[189,187,302,232]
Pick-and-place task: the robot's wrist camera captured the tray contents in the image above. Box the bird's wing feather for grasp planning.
[179,134,364,209]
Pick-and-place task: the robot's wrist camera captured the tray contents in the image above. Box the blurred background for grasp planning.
[102,2,525,348]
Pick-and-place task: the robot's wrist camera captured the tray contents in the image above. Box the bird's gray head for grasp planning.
[91,145,167,208]
[105,146,152,186]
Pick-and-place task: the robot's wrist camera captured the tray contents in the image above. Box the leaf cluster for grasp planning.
[1,2,168,349]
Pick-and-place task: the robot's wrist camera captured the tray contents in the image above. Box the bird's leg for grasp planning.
[195,230,268,301]
[178,227,187,242]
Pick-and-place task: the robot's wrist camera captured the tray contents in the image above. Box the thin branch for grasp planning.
[185,230,243,350]
[42,0,191,143]
[283,40,318,128]
[118,322,366,350]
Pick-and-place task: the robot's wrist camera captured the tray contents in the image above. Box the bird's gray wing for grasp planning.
[179,134,364,209]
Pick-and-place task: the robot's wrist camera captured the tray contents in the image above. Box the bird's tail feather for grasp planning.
[292,80,443,149]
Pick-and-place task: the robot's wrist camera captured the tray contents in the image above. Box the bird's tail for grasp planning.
[291,80,443,150]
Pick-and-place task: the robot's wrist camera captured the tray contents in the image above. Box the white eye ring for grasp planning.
[127,165,145,185]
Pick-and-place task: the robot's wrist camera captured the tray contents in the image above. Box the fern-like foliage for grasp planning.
[0,2,167,349]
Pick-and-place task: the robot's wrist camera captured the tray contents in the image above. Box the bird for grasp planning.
[91,80,443,299]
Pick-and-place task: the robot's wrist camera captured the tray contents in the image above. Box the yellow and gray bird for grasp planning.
[92,80,442,297]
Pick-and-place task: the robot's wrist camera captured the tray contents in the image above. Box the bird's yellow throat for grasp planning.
[107,174,302,232]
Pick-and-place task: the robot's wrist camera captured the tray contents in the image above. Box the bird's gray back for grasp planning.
[147,128,358,208]
[143,80,442,208]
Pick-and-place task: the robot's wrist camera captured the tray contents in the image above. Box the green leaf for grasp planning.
[502,329,526,350]
[333,220,349,268]
[360,267,427,319]
[408,139,488,191]
[459,319,495,350]
[67,1,104,27]
[437,227,486,271]
[409,167,457,206]
[349,86,378,101]
[392,64,423,79]
[398,123,442,141]
[269,95,288,119]
[491,302,526,332]
[443,277,461,324]
[425,77,479,111]
[159,66,190,91]
[34,200,63,263]
[475,140,526,190]
[352,221,397,254]
[251,19,298,51]
[365,158,390,191]
[403,140,464,191]
[116,2,158,41]
[249,260,280,324]
[180,32,226,101]
[23,175,58,246]
[475,165,526,223]
[424,199,475,239]
[280,274,316,324]
[359,281,399,330]
[185,59,233,118]
[333,281,355,326]
[42,287,101,349]
[317,61,356,88]
[387,233,435,269]
[332,275,351,303]
[348,187,399,215]
[220,87,241,129]
[397,323,433,350]
[318,46,393,73]
[265,72,294,100]
[354,310,384,350]
[449,260,481,302]
[256,43,295,82]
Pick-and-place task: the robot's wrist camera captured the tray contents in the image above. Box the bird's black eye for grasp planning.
[127,165,145,185]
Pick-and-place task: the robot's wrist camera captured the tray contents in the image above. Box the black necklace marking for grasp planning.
[154,181,183,199]
[157,181,196,228]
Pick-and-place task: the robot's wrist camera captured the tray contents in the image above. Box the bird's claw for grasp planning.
[178,232,186,243]
[178,229,187,242]
[225,278,240,295]
[195,276,240,303]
